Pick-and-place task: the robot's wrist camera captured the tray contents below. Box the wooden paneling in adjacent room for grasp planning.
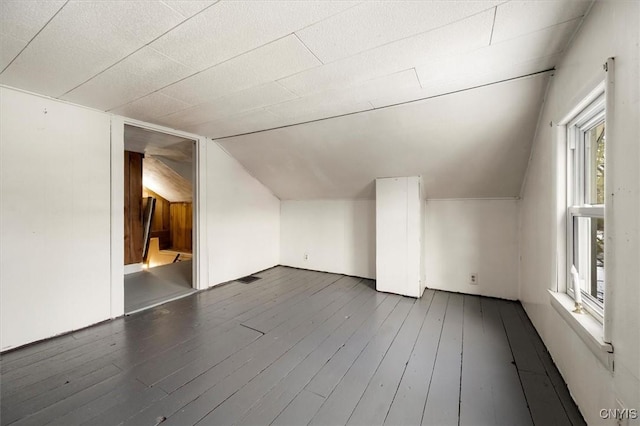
[124,151,143,265]
[170,202,192,252]
[143,187,172,250]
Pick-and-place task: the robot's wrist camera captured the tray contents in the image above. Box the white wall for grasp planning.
[425,199,519,300]
[0,87,283,351]
[0,87,112,351]
[206,142,280,286]
[280,200,375,279]
[519,1,639,424]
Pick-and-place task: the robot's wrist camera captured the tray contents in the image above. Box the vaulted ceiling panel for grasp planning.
[0,0,184,96]
[371,53,558,109]
[160,0,219,19]
[1,0,594,201]
[125,125,192,154]
[185,109,284,139]
[159,35,321,106]
[0,36,24,71]
[417,18,579,87]
[62,47,195,111]
[265,69,420,124]
[0,1,65,42]
[218,75,550,200]
[295,0,500,63]
[491,0,592,43]
[149,0,358,71]
[111,92,192,123]
[278,9,495,98]
[156,82,297,129]
[143,157,193,202]
[0,0,65,70]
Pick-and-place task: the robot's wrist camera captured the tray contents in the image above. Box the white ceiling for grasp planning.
[1,0,592,199]
[219,74,550,199]
[124,125,193,202]
[124,124,194,161]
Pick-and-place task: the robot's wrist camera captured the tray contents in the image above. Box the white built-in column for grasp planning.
[375,176,424,298]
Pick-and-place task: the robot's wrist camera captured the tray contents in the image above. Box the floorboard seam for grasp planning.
[308,297,401,424]
[419,293,449,426]
[345,298,414,425]
[165,279,365,425]
[514,304,584,425]
[239,324,266,335]
[457,295,465,426]
[384,291,436,425]
[498,304,536,423]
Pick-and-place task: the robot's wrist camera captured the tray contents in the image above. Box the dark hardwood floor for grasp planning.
[0,266,585,426]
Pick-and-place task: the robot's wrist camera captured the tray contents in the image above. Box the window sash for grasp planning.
[568,211,605,322]
[566,94,606,324]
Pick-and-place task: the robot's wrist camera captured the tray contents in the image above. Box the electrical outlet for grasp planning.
[304,253,309,261]
[470,273,478,285]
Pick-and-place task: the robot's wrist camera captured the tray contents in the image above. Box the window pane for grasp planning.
[586,121,605,205]
[572,216,605,307]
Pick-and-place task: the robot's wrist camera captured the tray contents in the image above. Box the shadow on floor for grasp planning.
[124,260,195,314]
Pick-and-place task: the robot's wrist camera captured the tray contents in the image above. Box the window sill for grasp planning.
[548,290,614,371]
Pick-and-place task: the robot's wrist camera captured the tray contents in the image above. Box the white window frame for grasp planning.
[566,94,606,323]
[551,59,615,369]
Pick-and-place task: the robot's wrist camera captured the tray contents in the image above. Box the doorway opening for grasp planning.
[123,124,197,314]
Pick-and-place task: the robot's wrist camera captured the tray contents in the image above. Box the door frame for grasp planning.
[110,116,208,318]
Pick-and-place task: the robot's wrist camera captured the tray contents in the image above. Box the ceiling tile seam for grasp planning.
[270,5,499,89]
[285,0,365,37]
[158,0,197,19]
[453,15,588,70]
[64,0,360,111]
[114,91,196,116]
[58,0,223,99]
[103,3,498,115]
[167,105,269,128]
[488,6,498,45]
[213,68,554,141]
[272,66,419,108]
[489,15,586,47]
[154,101,215,121]
[293,33,324,65]
[147,81,300,123]
[274,80,301,98]
[106,32,311,114]
[0,0,70,75]
[413,67,424,90]
[294,3,499,69]
[550,15,593,55]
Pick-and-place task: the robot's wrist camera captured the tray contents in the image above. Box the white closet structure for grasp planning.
[375,176,425,298]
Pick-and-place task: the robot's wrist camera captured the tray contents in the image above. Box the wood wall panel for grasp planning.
[124,151,143,265]
[143,187,172,249]
[170,203,192,252]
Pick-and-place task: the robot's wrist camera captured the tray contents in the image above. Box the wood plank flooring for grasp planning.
[0,266,586,426]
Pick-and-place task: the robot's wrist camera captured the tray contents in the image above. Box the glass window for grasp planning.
[567,96,605,321]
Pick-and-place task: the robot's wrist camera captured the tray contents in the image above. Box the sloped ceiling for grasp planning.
[219,74,550,199]
[1,0,591,199]
[143,156,192,202]
[124,125,193,202]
